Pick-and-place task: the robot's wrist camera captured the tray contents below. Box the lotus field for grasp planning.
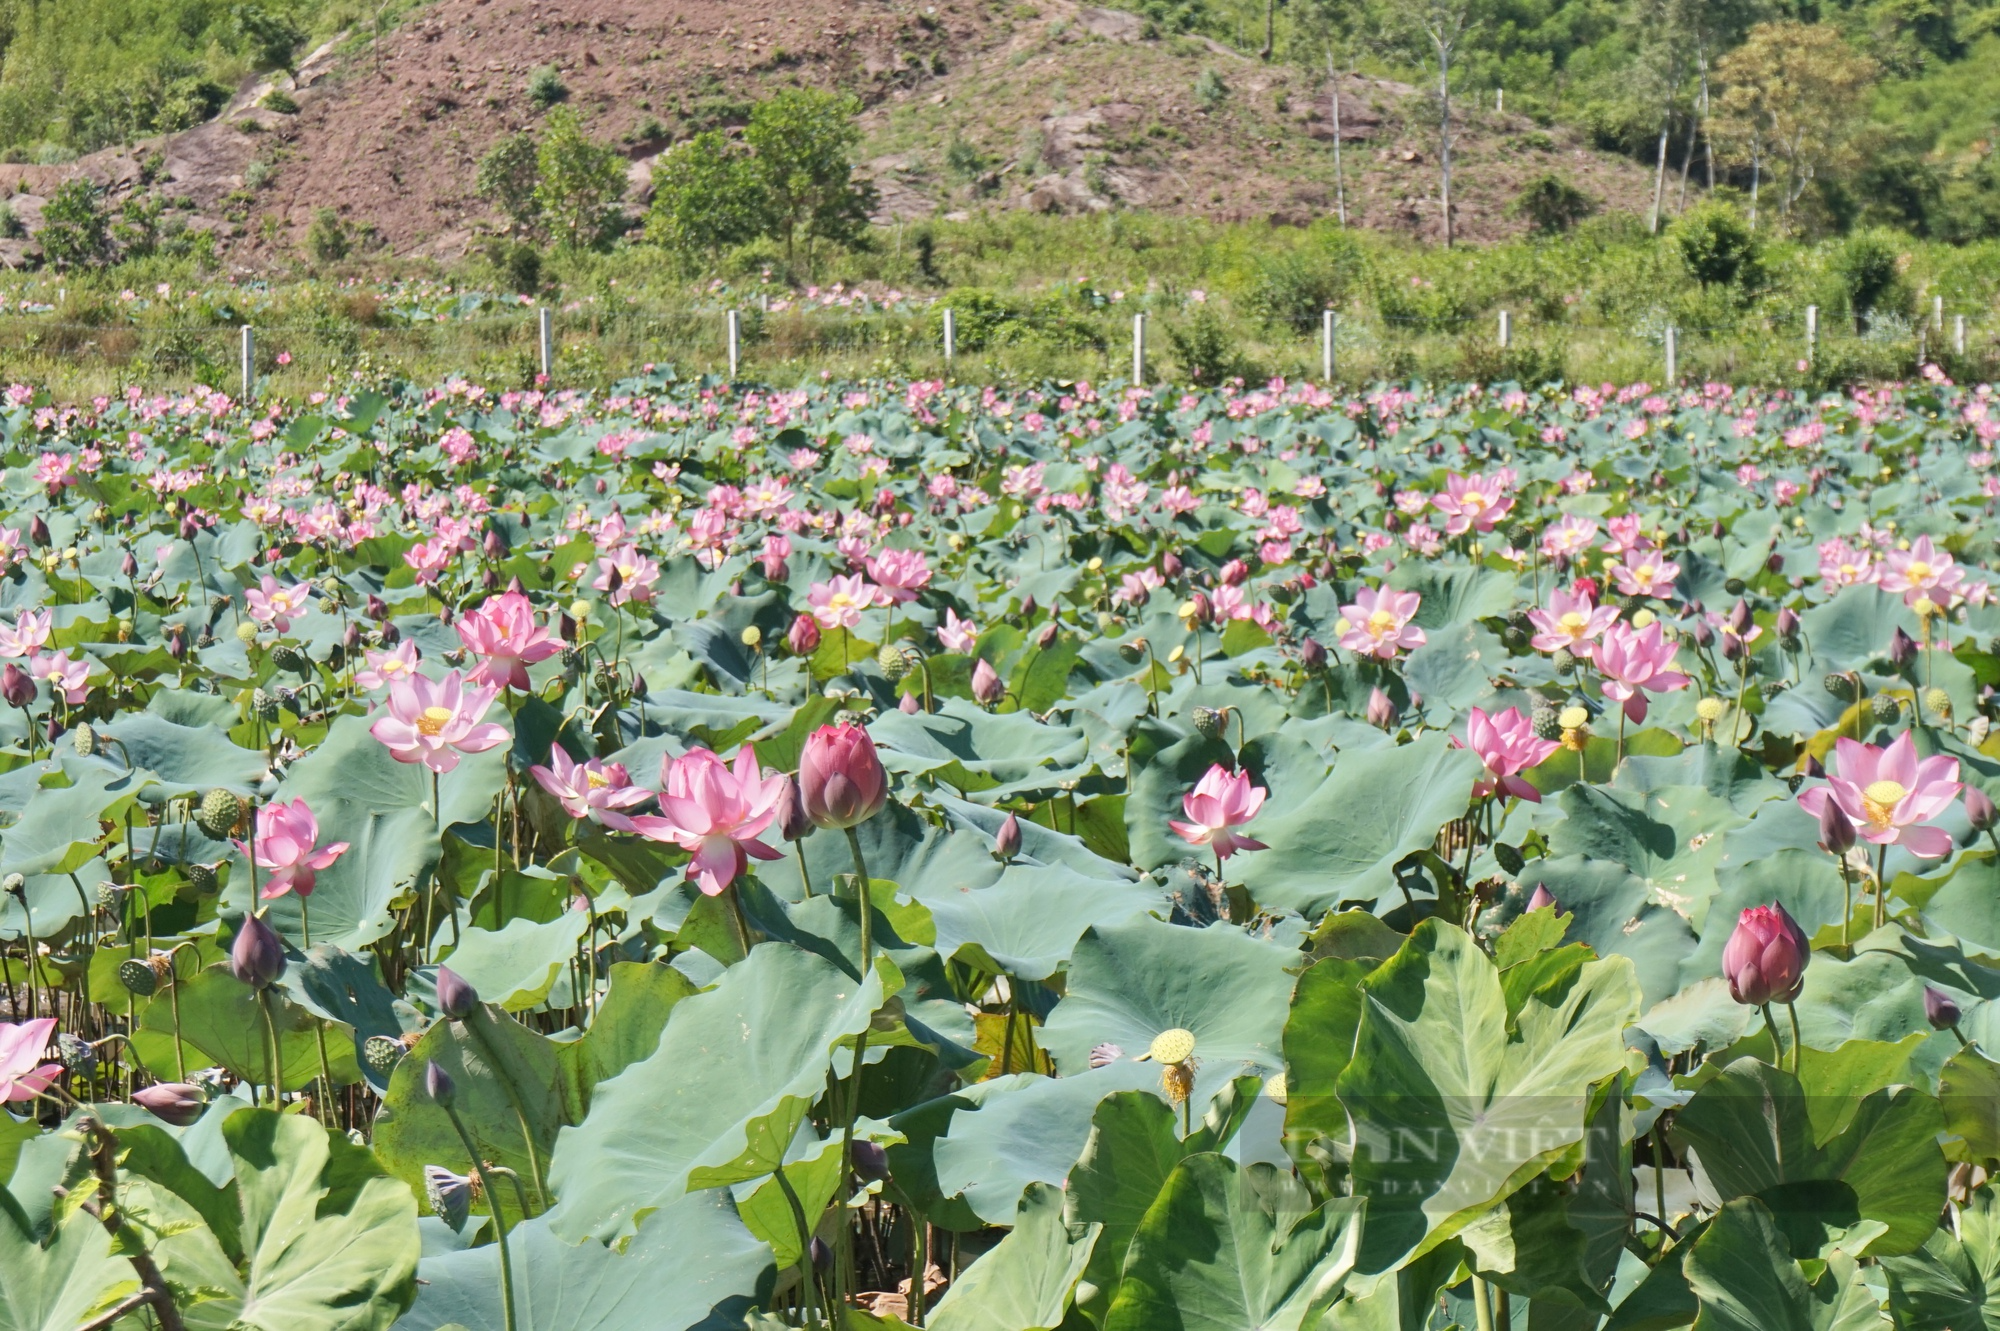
[10,369,2000,1330]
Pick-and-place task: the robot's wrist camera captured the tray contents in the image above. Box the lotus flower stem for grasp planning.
[1875,843,1889,931]
[1760,1003,1786,1070]
[1786,1001,1802,1076]
[772,1164,824,1329]
[1471,1276,1495,1331]
[257,987,285,1108]
[466,1010,548,1210]
[796,843,814,900]
[835,824,878,1319]
[441,1100,518,1331]
[1837,859,1853,951]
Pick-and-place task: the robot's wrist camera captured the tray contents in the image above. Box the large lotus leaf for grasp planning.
[1039,915,1295,1108]
[440,910,591,1011]
[1280,957,1374,1153]
[133,966,361,1090]
[1065,1092,1199,1327]
[1542,782,1741,929]
[69,712,268,795]
[547,943,894,1243]
[1385,563,1518,628]
[933,1063,1161,1226]
[1233,732,1484,914]
[128,1108,419,1331]
[0,765,149,879]
[1802,586,1922,673]
[1335,920,1641,1273]
[927,1182,1101,1331]
[1103,1153,1361,1331]
[0,1192,132,1331]
[921,861,1163,981]
[1670,1057,1945,1256]
[1682,1198,1885,1331]
[1517,856,1699,1009]
[553,960,701,1113]
[397,1190,771,1331]
[1401,622,1509,712]
[1882,1182,2000,1328]
[869,699,1093,802]
[1918,851,2000,955]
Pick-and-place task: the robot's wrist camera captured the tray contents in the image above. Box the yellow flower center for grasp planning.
[1558,611,1588,632]
[828,593,859,612]
[1148,1028,1196,1065]
[417,705,454,737]
[585,770,609,789]
[1907,561,1932,581]
[1862,779,1908,828]
[1462,491,1487,510]
[1367,609,1398,636]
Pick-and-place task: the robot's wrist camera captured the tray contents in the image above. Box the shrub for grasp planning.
[1832,228,1909,325]
[534,107,626,251]
[1673,201,1761,290]
[527,66,569,110]
[1166,305,1259,385]
[262,89,299,114]
[36,179,109,269]
[476,132,543,235]
[305,207,349,264]
[1246,235,1364,333]
[1512,174,1597,235]
[1194,68,1228,111]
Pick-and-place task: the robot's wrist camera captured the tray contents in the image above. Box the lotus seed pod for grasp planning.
[1529,697,1562,741]
[1723,576,1747,596]
[252,689,280,723]
[1147,1028,1197,1066]
[1264,1071,1288,1105]
[1871,693,1902,724]
[1695,697,1726,725]
[271,643,310,675]
[741,625,762,649]
[2,873,22,897]
[877,642,913,681]
[117,957,159,996]
[425,1166,473,1229]
[1494,842,1526,875]
[55,1032,95,1076]
[1118,640,1146,665]
[72,722,96,756]
[1557,705,1590,731]
[1925,687,1952,720]
[94,880,124,911]
[1552,647,1577,677]
[362,1034,406,1075]
[234,620,259,645]
[1759,680,1788,701]
[1823,673,1859,701]
[195,788,243,839]
[187,862,218,892]
[1191,706,1226,740]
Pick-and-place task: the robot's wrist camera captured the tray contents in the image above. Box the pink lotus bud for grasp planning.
[1722,903,1809,1007]
[1,663,32,709]
[788,612,821,657]
[1220,559,1248,586]
[229,913,286,989]
[1818,799,1856,855]
[776,776,812,842]
[1298,636,1326,670]
[972,658,1005,706]
[799,723,889,830]
[1366,687,1398,730]
[1965,785,1997,833]
[1925,986,1962,1030]
[1161,551,1183,579]
[425,1059,456,1108]
[132,1083,205,1126]
[1728,600,1753,635]
[434,965,479,1019]
[1527,884,1558,913]
[994,812,1022,861]
[1891,628,1918,669]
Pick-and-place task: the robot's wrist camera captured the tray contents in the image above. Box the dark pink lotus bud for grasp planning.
[1891,628,1918,669]
[1366,687,1398,730]
[483,528,507,560]
[788,613,821,657]
[972,658,1005,706]
[120,551,137,577]
[850,1140,888,1183]
[29,515,49,548]
[1020,596,1038,620]
[365,595,389,622]
[1035,621,1059,649]
[132,1083,205,1126]
[1161,551,1183,579]
[1527,884,1558,913]
[1298,637,1326,670]
[1776,608,1800,643]
[425,1059,456,1109]
[1722,903,1809,1007]
[434,966,478,1019]
[776,776,812,841]
[1187,592,1213,627]
[1819,799,1856,854]
[230,913,286,989]
[799,724,888,830]
[1728,600,1753,634]
[1925,986,1962,1031]
[1220,559,1248,586]
[1,663,32,709]
[1966,785,1997,833]
[1693,619,1715,649]
[994,813,1022,861]
[1766,551,1785,575]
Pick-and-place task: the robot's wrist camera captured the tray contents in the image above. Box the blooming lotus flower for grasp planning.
[1538,514,1600,562]
[800,723,889,830]
[354,640,421,692]
[592,544,660,607]
[1337,586,1427,661]
[808,574,881,631]
[1594,621,1691,723]
[1429,472,1514,536]
[0,1018,59,1102]
[457,589,559,691]
[1798,732,1962,858]
[1722,904,1809,1007]
[28,649,90,704]
[864,548,932,604]
[528,747,652,827]
[369,670,510,773]
[0,609,51,659]
[1457,706,1561,802]
[245,575,312,633]
[1169,763,1269,862]
[1608,553,1681,599]
[938,607,979,654]
[235,798,349,899]
[1880,535,1965,608]
[627,746,787,895]
[1818,540,1877,589]
[1527,589,1619,659]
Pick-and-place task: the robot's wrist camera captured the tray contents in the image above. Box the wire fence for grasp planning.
[0,299,1992,394]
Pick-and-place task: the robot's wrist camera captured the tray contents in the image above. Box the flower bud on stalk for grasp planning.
[788,612,821,658]
[1366,687,1398,731]
[230,913,286,989]
[1818,799,1857,856]
[132,1083,205,1126]
[1298,636,1327,671]
[798,724,888,830]
[971,658,1005,707]
[1891,628,1919,670]
[994,813,1022,862]
[776,776,812,842]
[1966,785,1998,834]
[425,1059,456,1110]
[1722,903,1808,1007]
[434,966,479,1020]
[1925,985,1963,1032]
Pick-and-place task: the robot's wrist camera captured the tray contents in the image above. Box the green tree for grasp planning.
[1673,199,1761,288]
[35,178,108,270]
[645,130,769,267]
[1512,174,1598,235]
[743,89,875,271]
[533,107,626,251]
[477,131,543,235]
[1714,22,1878,223]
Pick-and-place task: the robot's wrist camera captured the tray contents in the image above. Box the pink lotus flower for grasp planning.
[28,649,90,704]
[1798,732,1962,858]
[1609,553,1681,599]
[354,640,421,691]
[627,746,787,895]
[0,609,51,658]
[938,607,979,654]
[808,574,881,631]
[1429,472,1515,536]
[1818,540,1878,589]
[235,798,349,899]
[1538,514,1600,561]
[457,589,559,691]
[1169,763,1269,862]
[1880,535,1965,608]
[0,1018,59,1101]
[864,548,932,604]
[1594,621,1690,723]
[369,670,510,773]
[245,575,312,633]
[1457,706,1561,802]
[1722,904,1809,1006]
[1338,586,1427,661]
[592,544,660,607]
[529,747,652,827]
[1527,589,1619,659]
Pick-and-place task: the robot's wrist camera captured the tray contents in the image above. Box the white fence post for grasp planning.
[1934,295,1944,332]
[726,310,741,379]
[1805,305,1818,365]
[1498,310,1511,349]
[1664,326,1678,383]
[1321,309,1336,382]
[1131,312,1146,385]
[537,308,553,379]
[1955,315,1967,357]
[239,325,254,402]
[942,308,956,366]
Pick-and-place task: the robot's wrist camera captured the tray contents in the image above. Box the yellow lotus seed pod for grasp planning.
[235,621,259,644]
[741,626,763,648]
[569,599,593,621]
[1148,1028,1196,1066]
[1695,697,1726,723]
[1265,1071,1289,1106]
[1557,706,1590,730]
[1630,608,1657,630]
